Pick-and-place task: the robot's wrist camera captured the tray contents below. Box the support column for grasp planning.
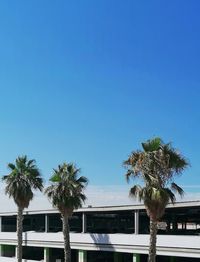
[0,217,2,257]
[0,244,3,256]
[78,250,87,262]
[0,216,2,232]
[133,254,140,262]
[114,252,122,262]
[82,213,86,233]
[45,215,49,233]
[44,247,50,262]
[134,210,139,234]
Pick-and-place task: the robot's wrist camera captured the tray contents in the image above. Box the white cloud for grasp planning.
[0,184,136,212]
[0,184,199,213]
[181,185,200,189]
[85,185,135,207]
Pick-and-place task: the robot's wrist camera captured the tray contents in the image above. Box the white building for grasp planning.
[0,201,199,262]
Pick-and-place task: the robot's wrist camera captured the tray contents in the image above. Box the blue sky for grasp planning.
[0,1,200,192]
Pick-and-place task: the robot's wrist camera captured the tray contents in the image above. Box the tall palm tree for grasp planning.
[2,156,43,262]
[124,137,188,262]
[45,163,88,262]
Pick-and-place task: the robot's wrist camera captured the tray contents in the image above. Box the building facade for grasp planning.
[0,201,200,261]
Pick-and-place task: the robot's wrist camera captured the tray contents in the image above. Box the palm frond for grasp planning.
[76,176,88,186]
[7,163,16,171]
[163,144,189,173]
[125,169,134,182]
[164,188,176,204]
[142,137,162,152]
[50,173,61,183]
[129,185,142,199]
[171,182,184,197]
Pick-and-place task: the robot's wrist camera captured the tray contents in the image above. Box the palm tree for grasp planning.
[2,156,43,262]
[124,137,188,262]
[45,163,88,262]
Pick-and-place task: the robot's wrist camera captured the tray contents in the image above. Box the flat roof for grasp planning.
[0,200,200,216]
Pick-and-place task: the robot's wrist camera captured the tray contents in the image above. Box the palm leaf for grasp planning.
[129,185,142,199]
[171,182,184,197]
[142,137,162,152]
[164,188,176,204]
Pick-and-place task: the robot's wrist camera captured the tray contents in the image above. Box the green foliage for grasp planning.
[141,137,162,152]
[2,156,43,209]
[45,163,88,216]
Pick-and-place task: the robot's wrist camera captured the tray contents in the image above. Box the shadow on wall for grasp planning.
[90,233,115,252]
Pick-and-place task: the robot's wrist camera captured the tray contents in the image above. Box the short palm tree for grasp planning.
[124,138,188,262]
[2,156,43,262]
[45,163,88,262]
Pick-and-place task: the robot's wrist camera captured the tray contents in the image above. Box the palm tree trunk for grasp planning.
[148,219,158,262]
[62,214,71,262]
[17,206,23,262]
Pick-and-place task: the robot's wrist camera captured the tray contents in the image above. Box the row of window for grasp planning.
[1,207,200,235]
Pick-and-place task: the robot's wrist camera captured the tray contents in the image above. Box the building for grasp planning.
[0,201,200,262]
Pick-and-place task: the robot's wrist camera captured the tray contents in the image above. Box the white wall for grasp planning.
[0,232,200,258]
[0,258,42,262]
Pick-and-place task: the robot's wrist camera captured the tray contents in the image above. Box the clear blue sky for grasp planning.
[0,1,200,190]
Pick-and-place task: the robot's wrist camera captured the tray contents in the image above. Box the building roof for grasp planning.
[0,200,200,216]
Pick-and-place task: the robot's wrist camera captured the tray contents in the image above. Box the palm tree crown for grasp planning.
[2,155,43,208]
[45,162,88,216]
[124,137,189,219]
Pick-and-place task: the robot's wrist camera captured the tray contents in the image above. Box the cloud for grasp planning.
[0,185,136,212]
[0,184,199,213]
[85,185,135,207]
[182,185,200,189]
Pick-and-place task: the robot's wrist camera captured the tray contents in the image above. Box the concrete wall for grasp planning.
[0,258,42,262]
[0,232,199,258]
